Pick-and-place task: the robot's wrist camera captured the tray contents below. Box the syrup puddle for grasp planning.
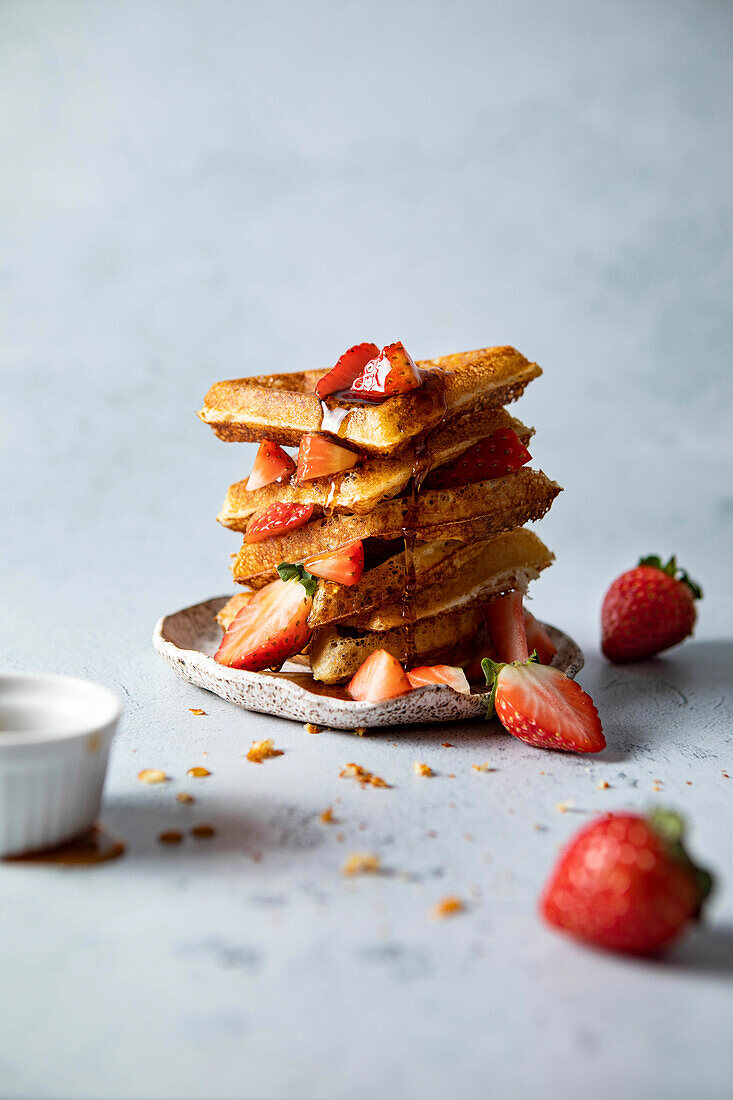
[4,824,125,866]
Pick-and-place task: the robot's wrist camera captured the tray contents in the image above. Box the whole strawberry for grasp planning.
[601,554,702,663]
[540,809,712,955]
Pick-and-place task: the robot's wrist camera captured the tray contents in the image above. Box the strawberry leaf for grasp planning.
[277,562,318,597]
[638,554,703,600]
[649,807,714,917]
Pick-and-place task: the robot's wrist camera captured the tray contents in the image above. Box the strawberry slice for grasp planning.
[315,343,380,399]
[424,429,531,490]
[483,658,605,753]
[304,540,364,586]
[524,609,557,664]
[346,342,422,401]
[407,665,470,694]
[246,439,296,492]
[486,591,529,663]
[347,649,413,702]
[295,433,360,483]
[214,577,313,672]
[244,502,314,544]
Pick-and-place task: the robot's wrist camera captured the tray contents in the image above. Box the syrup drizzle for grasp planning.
[4,824,125,865]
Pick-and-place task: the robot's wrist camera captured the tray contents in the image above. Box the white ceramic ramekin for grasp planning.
[0,673,122,857]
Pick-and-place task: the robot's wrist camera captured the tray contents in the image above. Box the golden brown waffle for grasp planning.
[230,469,561,586]
[199,346,541,455]
[309,528,553,630]
[219,408,532,523]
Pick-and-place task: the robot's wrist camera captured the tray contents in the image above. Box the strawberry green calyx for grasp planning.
[649,807,714,917]
[276,562,318,597]
[481,651,539,716]
[638,555,703,600]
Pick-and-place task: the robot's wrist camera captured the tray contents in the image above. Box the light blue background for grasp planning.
[2,2,732,1098]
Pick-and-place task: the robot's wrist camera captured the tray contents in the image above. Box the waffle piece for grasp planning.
[231,468,562,586]
[309,528,553,629]
[199,346,541,454]
[219,408,532,523]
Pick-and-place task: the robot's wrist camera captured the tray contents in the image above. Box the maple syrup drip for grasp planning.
[265,670,352,700]
[4,824,125,865]
[319,400,350,435]
[191,824,216,839]
[158,829,184,845]
[186,766,211,778]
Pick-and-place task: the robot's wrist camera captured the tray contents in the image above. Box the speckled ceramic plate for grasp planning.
[153,596,584,730]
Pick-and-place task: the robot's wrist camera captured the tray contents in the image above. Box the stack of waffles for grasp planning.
[199,342,561,683]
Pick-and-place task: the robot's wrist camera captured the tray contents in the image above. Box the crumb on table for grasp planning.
[413,761,433,777]
[319,806,335,824]
[339,763,390,788]
[305,723,320,735]
[138,769,168,784]
[247,739,284,764]
[431,895,464,919]
[342,851,380,876]
[472,762,496,773]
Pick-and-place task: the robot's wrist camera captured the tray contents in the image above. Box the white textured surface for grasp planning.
[1,2,732,1098]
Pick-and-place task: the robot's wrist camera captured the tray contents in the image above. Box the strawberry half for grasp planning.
[304,540,364,586]
[486,590,529,663]
[214,576,314,671]
[315,343,380,399]
[295,433,360,483]
[246,439,296,492]
[523,609,557,664]
[424,429,531,490]
[540,809,713,955]
[407,665,470,694]
[482,657,605,753]
[244,502,314,544]
[601,554,702,663]
[345,342,422,401]
[347,649,413,702]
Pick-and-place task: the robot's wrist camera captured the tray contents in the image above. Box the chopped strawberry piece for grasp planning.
[244,502,314,544]
[486,591,529,663]
[523,609,557,664]
[246,439,296,492]
[347,649,413,702]
[485,660,605,753]
[315,343,380,399]
[346,342,422,401]
[424,429,531,490]
[214,578,312,672]
[407,665,470,694]
[295,433,360,483]
[304,540,364,586]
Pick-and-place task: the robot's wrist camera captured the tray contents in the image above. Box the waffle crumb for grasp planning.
[472,762,496,773]
[342,851,380,876]
[339,763,390,788]
[441,742,454,748]
[138,769,168,784]
[353,727,367,737]
[305,723,320,735]
[176,792,194,804]
[413,762,433,777]
[189,708,206,716]
[157,829,183,845]
[596,780,610,790]
[191,824,216,839]
[431,895,464,919]
[186,766,211,778]
[556,800,574,813]
[247,739,284,764]
[319,806,335,824]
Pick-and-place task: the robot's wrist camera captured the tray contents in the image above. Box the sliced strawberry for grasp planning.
[347,649,413,702]
[315,343,380,399]
[524,609,557,664]
[304,540,364,586]
[244,502,314,544]
[214,578,312,672]
[486,591,529,663]
[295,433,360,483]
[424,429,531,490]
[246,439,296,492]
[346,341,422,401]
[484,659,605,753]
[407,665,470,694]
